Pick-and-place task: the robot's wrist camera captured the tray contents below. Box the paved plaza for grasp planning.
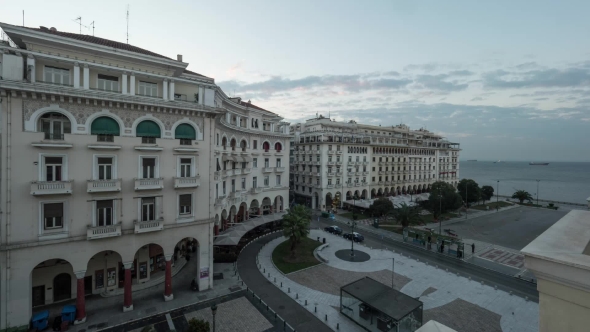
[259,230,539,332]
[184,297,274,332]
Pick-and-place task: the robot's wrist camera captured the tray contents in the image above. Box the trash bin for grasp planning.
[31,310,49,331]
[323,238,326,244]
[61,305,76,323]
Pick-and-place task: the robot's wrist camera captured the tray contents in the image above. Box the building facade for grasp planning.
[289,117,460,210]
[0,23,289,330]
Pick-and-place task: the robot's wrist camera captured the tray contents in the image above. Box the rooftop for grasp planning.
[341,276,422,321]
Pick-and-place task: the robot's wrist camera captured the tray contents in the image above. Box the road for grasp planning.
[312,215,539,302]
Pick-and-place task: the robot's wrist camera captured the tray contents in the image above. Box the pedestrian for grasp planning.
[471,243,475,254]
[440,242,445,253]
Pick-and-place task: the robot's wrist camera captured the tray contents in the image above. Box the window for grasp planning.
[222,181,226,195]
[179,194,192,215]
[253,140,258,149]
[276,158,282,167]
[180,158,192,177]
[328,156,332,162]
[276,175,281,186]
[317,145,320,150]
[40,113,71,140]
[44,156,63,181]
[253,177,258,188]
[141,198,155,221]
[264,176,269,186]
[348,156,352,162]
[231,179,236,192]
[91,117,120,140]
[97,157,113,180]
[241,178,246,190]
[264,158,270,168]
[44,66,70,85]
[337,145,341,151]
[142,137,156,144]
[328,179,332,185]
[216,134,219,145]
[356,156,359,162]
[328,145,332,151]
[96,200,113,226]
[175,124,196,144]
[336,178,341,185]
[253,158,258,168]
[43,203,63,229]
[98,134,114,142]
[138,81,157,97]
[180,139,192,145]
[97,74,119,92]
[141,157,157,178]
[136,120,161,143]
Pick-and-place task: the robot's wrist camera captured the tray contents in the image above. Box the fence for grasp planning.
[245,287,296,332]
[495,194,587,207]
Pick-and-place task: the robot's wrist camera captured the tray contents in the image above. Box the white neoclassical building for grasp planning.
[0,22,289,330]
[289,117,460,210]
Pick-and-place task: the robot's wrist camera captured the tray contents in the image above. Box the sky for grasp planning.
[2,0,590,161]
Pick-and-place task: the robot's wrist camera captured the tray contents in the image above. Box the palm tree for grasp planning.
[392,202,422,228]
[282,205,311,258]
[512,190,533,204]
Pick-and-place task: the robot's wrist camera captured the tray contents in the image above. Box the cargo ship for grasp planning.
[529,162,549,165]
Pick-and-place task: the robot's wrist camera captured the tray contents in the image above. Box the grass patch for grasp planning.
[272,236,322,274]
[471,201,513,210]
[339,211,372,220]
[418,212,459,223]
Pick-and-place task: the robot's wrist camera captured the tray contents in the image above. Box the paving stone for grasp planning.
[424,298,502,332]
[184,297,273,332]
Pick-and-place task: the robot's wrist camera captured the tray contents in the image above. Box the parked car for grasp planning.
[324,225,343,235]
[343,232,364,242]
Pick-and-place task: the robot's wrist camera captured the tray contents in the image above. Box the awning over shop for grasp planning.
[213,211,286,246]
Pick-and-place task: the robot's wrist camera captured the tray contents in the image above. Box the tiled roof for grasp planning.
[24,26,172,60]
[183,69,208,78]
[239,100,277,115]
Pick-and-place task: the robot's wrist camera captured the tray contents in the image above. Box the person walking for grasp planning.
[440,241,445,254]
[471,243,475,254]
[427,235,432,250]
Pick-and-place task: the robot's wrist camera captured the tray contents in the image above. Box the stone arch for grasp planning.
[240,138,248,151]
[131,114,166,137]
[31,258,76,308]
[274,195,284,212]
[85,250,125,294]
[262,140,271,152]
[346,191,353,200]
[262,197,272,214]
[361,189,368,199]
[86,110,125,135]
[325,192,333,209]
[354,190,360,198]
[239,202,249,221]
[250,199,260,216]
[229,205,238,223]
[402,186,406,194]
[378,188,383,196]
[371,188,376,198]
[397,186,401,195]
[273,141,283,152]
[26,104,79,133]
[221,209,228,230]
[214,214,220,235]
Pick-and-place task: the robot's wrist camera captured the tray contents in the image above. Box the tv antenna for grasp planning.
[73,17,94,35]
[126,5,130,44]
[89,21,95,36]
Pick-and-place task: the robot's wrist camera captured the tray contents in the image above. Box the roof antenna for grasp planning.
[90,21,95,36]
[75,16,82,34]
[126,5,130,44]
[22,10,24,27]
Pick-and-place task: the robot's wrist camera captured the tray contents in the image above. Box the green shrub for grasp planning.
[186,318,210,332]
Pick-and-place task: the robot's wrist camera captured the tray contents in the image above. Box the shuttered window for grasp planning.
[179,194,192,214]
[174,124,196,140]
[44,203,64,229]
[136,120,161,138]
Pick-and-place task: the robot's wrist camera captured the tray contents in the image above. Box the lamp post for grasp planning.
[438,193,442,235]
[496,180,499,211]
[536,179,540,206]
[349,220,357,257]
[211,304,217,332]
[465,182,468,219]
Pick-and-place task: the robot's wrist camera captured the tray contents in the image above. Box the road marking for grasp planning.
[165,313,175,331]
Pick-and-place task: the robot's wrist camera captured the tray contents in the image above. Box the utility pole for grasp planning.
[536,179,540,206]
[496,180,499,211]
[439,193,442,235]
[90,21,95,36]
[465,182,468,219]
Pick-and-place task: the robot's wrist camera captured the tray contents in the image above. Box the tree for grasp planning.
[457,179,481,205]
[186,318,210,332]
[368,197,394,222]
[282,204,311,258]
[423,181,462,218]
[481,185,494,203]
[512,190,533,204]
[393,202,422,228]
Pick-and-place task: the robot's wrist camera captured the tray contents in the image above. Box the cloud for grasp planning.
[414,74,469,92]
[226,61,244,77]
[483,66,590,89]
[471,97,484,101]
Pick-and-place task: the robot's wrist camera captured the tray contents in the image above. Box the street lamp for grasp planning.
[438,193,442,235]
[211,304,217,332]
[496,180,499,211]
[536,179,540,206]
[348,220,357,257]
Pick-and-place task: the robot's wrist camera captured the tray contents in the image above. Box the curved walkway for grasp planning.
[237,233,333,332]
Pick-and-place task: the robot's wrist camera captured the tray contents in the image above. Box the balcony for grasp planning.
[229,191,242,199]
[336,172,343,176]
[215,196,227,208]
[250,187,263,194]
[378,181,384,185]
[336,161,342,165]
[363,172,369,175]
[134,219,164,234]
[174,176,201,188]
[87,223,121,240]
[327,184,334,189]
[363,161,369,165]
[336,151,343,154]
[134,178,164,190]
[354,183,361,187]
[31,181,73,195]
[233,169,243,176]
[347,183,354,187]
[263,151,272,156]
[379,171,386,175]
[242,168,252,174]
[306,150,313,154]
[263,167,273,173]
[327,161,335,166]
[275,167,286,172]
[87,179,122,193]
[328,150,335,154]
[326,172,334,177]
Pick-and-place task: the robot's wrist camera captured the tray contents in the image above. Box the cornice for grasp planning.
[218,118,293,139]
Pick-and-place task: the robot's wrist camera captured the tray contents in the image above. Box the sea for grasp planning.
[459,161,590,205]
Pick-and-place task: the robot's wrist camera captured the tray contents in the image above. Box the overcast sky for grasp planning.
[2,0,590,161]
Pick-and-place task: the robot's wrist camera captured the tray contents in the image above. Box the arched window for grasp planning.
[274,142,282,152]
[240,140,247,152]
[222,137,228,149]
[262,142,270,152]
[91,116,120,142]
[39,112,71,140]
[136,120,161,144]
[230,139,237,151]
[175,124,196,145]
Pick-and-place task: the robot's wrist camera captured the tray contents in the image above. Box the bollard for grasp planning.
[296,293,299,299]
[315,306,317,313]
[337,323,339,330]
[281,282,283,287]
[264,268,266,273]
[274,277,276,283]
[325,314,328,321]
[241,281,244,286]
[288,287,290,293]
[235,271,237,276]
[274,313,277,320]
[268,272,270,277]
[305,300,307,306]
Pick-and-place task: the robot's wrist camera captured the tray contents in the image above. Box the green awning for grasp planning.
[136,120,161,138]
[175,123,196,139]
[91,117,120,135]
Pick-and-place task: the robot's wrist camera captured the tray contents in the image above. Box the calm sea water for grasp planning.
[459,161,590,205]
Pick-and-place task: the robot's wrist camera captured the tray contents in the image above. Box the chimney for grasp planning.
[39,26,48,31]
[50,27,57,32]
[177,54,183,62]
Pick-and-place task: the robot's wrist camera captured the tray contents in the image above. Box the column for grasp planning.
[198,86,204,105]
[258,208,262,216]
[26,54,36,83]
[214,224,219,235]
[122,72,128,95]
[245,211,249,220]
[123,262,133,312]
[83,64,90,89]
[164,255,174,301]
[163,79,168,101]
[74,271,87,324]
[130,74,136,96]
[73,62,80,88]
[169,80,175,100]
[236,116,241,127]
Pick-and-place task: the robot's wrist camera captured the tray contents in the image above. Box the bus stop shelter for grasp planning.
[340,277,423,332]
